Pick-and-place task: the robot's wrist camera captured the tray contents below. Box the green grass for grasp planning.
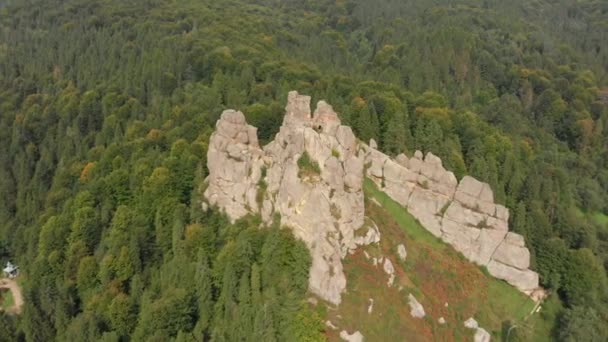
[297,151,321,179]
[1,289,14,310]
[591,212,608,226]
[364,179,445,249]
[325,178,543,341]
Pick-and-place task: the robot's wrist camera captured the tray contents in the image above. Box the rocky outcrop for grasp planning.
[204,110,263,220]
[204,91,377,305]
[205,90,540,304]
[408,294,426,318]
[363,144,540,294]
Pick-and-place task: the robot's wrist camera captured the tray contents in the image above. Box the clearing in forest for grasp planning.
[0,278,24,315]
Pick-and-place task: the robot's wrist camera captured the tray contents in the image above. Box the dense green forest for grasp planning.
[0,0,607,340]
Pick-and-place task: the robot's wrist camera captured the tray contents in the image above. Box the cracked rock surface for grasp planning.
[204,91,377,305]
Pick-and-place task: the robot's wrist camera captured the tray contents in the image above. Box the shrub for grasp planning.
[297,151,321,179]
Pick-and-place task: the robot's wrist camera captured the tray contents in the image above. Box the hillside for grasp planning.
[323,179,540,341]
[202,91,544,341]
[0,0,607,340]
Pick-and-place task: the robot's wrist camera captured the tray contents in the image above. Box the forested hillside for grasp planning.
[0,0,607,340]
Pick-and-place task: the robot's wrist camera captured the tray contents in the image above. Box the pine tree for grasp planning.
[382,109,408,155]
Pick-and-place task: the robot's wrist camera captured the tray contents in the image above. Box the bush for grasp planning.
[297,151,321,179]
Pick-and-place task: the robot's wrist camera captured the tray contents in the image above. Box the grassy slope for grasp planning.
[323,179,543,341]
[0,288,13,310]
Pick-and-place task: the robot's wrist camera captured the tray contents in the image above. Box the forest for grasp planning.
[0,0,607,340]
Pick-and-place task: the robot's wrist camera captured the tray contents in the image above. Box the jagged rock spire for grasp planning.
[204,91,377,305]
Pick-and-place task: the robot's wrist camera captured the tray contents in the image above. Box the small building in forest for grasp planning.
[2,262,18,279]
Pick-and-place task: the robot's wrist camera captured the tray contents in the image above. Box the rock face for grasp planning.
[362,145,540,294]
[205,90,540,304]
[204,91,377,305]
[205,110,263,220]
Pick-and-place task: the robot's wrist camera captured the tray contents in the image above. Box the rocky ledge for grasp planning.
[364,144,540,294]
[204,91,378,305]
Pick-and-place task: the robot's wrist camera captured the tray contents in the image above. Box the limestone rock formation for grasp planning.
[204,91,376,305]
[408,294,426,318]
[205,90,540,307]
[204,110,263,220]
[362,144,540,294]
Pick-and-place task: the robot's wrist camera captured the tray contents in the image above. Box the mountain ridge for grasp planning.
[203,91,542,306]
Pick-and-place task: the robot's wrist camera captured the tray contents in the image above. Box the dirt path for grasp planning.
[0,278,24,314]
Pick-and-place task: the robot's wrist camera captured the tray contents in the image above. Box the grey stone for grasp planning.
[395,153,409,167]
[340,330,364,342]
[383,258,395,287]
[397,244,407,261]
[369,138,377,149]
[408,294,426,318]
[504,232,526,247]
[475,328,491,342]
[492,241,531,270]
[464,317,479,329]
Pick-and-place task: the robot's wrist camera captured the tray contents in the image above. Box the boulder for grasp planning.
[383,258,395,287]
[408,294,426,318]
[475,328,491,342]
[397,244,407,261]
[340,330,364,342]
[438,317,446,325]
[464,318,479,329]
